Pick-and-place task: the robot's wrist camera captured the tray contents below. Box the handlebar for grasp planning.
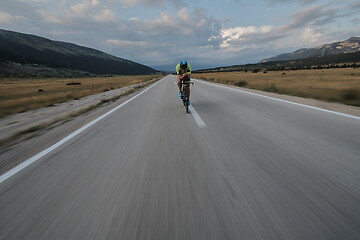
[182,81,194,85]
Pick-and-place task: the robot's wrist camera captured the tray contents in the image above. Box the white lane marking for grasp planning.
[173,77,206,127]
[0,79,164,184]
[189,105,206,128]
[196,79,360,121]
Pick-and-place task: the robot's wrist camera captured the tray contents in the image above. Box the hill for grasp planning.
[0,29,158,77]
[261,37,360,63]
[196,51,360,73]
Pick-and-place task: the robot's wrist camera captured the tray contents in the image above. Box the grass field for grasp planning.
[0,75,162,118]
[193,68,360,107]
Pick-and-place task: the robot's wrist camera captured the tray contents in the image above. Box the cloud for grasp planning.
[49,30,85,36]
[101,7,222,67]
[266,0,320,5]
[349,1,360,9]
[286,4,341,30]
[70,0,100,15]
[144,12,178,32]
[123,7,222,43]
[92,0,100,5]
[70,2,91,16]
[120,0,166,5]
[119,0,188,7]
[93,9,117,22]
[0,12,26,23]
[34,0,117,25]
[37,9,64,24]
[19,0,49,2]
[300,27,324,43]
[220,26,273,49]
[212,2,353,61]
[107,39,148,48]
[195,1,359,64]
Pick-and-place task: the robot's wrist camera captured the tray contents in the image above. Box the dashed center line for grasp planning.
[189,105,206,128]
[174,80,206,128]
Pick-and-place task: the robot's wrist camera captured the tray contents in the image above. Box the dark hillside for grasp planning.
[0,29,157,76]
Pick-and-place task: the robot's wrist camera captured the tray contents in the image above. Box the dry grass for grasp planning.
[193,68,360,106]
[0,75,162,118]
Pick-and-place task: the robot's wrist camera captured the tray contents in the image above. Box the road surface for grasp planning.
[1,75,360,239]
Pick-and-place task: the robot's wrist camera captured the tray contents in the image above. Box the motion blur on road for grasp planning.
[1,75,360,240]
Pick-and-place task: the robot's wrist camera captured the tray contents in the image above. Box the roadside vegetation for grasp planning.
[192,68,360,107]
[0,75,162,118]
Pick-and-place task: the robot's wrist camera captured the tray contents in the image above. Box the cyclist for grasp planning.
[176,60,192,104]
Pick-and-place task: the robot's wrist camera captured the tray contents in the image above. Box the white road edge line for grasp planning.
[0,79,164,184]
[189,105,206,128]
[196,79,360,121]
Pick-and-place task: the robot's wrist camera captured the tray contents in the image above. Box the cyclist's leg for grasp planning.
[185,85,190,102]
[188,84,190,100]
[177,76,182,92]
[186,77,190,101]
[187,77,191,101]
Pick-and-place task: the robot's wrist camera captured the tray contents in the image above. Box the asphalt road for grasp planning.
[1,75,360,240]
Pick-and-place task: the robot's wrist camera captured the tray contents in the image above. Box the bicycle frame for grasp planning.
[181,80,192,113]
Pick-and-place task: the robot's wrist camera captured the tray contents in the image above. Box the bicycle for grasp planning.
[181,79,193,113]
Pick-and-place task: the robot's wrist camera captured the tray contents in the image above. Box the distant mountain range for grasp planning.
[196,51,360,73]
[261,37,360,63]
[0,29,158,77]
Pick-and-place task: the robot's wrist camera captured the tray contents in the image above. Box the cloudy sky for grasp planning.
[0,0,359,71]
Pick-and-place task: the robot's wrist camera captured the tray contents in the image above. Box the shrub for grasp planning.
[66,82,81,85]
[263,84,278,93]
[234,81,248,87]
[342,89,359,101]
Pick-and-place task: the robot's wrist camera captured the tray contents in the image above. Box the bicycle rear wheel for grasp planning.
[182,86,189,111]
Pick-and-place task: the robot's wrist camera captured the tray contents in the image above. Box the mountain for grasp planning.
[261,37,360,63]
[0,29,157,76]
[196,51,360,73]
